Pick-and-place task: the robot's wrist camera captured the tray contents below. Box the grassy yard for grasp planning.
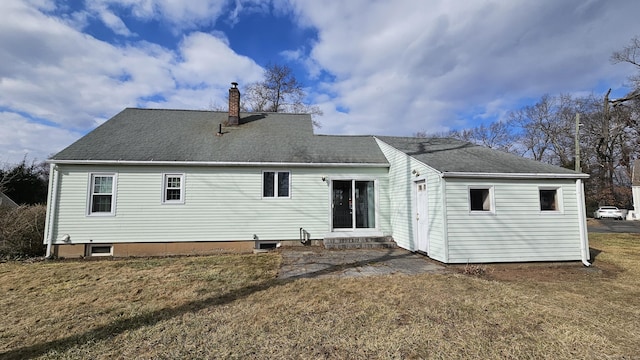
[1,233,639,359]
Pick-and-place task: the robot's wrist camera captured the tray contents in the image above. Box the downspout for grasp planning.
[45,164,60,258]
[576,179,590,266]
[440,175,449,263]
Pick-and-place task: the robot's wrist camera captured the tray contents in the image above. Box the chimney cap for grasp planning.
[231,82,238,88]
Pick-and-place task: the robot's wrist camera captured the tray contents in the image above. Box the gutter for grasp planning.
[441,171,589,180]
[576,179,591,266]
[47,159,390,168]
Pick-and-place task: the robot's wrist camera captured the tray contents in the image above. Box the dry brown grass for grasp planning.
[1,233,639,359]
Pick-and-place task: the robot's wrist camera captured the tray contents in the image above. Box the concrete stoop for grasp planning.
[323,236,398,250]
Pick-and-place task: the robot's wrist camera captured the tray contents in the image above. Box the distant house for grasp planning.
[0,192,18,210]
[44,84,590,264]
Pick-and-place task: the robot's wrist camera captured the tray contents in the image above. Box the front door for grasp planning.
[415,180,429,253]
[332,180,376,230]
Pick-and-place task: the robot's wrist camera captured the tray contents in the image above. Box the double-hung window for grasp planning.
[162,174,185,204]
[88,173,116,215]
[263,171,290,198]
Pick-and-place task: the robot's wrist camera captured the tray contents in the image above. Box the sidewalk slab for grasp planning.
[277,248,448,279]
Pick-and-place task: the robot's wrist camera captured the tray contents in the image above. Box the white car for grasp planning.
[593,206,624,220]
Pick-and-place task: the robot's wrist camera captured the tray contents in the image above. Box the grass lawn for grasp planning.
[1,233,639,359]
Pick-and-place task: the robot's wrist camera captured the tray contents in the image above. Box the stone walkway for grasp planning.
[277,248,448,279]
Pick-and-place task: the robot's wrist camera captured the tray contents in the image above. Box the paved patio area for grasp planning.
[277,247,448,279]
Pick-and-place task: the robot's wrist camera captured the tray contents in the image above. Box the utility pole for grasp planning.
[575,112,581,172]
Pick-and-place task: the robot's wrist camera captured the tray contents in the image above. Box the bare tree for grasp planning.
[244,63,323,127]
[587,36,640,206]
[0,159,49,205]
[412,36,640,208]
[457,121,518,153]
[508,94,578,166]
[420,118,518,155]
[0,172,11,194]
[611,36,640,91]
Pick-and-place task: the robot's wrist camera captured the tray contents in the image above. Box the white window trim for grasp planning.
[86,173,117,216]
[468,185,495,214]
[262,170,291,199]
[329,177,380,232]
[539,186,563,213]
[162,173,185,204]
[87,244,113,257]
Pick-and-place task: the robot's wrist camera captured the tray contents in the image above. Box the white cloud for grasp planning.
[0,112,80,165]
[0,2,175,129]
[3,0,640,165]
[288,0,640,136]
[24,0,56,11]
[0,0,266,163]
[93,0,228,29]
[227,0,271,26]
[172,31,264,88]
[86,3,135,37]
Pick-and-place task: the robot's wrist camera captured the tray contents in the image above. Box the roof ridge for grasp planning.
[125,107,223,113]
[123,108,314,117]
[315,134,376,138]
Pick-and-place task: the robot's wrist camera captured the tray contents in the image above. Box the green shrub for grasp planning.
[0,204,47,259]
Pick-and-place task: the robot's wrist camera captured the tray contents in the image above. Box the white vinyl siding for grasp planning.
[375,139,445,261]
[49,165,390,245]
[633,186,640,217]
[444,178,582,263]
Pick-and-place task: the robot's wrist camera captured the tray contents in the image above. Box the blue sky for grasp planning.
[1,0,640,165]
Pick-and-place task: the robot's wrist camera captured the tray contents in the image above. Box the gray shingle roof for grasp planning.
[0,192,18,209]
[52,108,588,177]
[52,108,389,165]
[376,136,584,176]
[633,159,640,186]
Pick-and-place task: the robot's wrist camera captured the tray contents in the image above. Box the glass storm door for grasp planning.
[332,180,376,230]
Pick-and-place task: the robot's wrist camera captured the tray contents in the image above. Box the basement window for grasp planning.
[469,187,494,213]
[87,244,113,257]
[256,241,279,250]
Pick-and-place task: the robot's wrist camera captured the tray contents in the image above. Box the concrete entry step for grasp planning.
[323,236,398,250]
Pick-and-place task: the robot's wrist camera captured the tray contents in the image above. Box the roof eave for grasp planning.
[441,171,589,179]
[47,159,390,168]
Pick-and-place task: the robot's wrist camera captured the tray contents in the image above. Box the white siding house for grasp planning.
[375,136,590,265]
[44,84,590,263]
[443,178,585,263]
[375,139,446,262]
[631,159,640,220]
[46,165,391,254]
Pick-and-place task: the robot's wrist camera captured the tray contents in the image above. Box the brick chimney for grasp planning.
[228,82,240,126]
